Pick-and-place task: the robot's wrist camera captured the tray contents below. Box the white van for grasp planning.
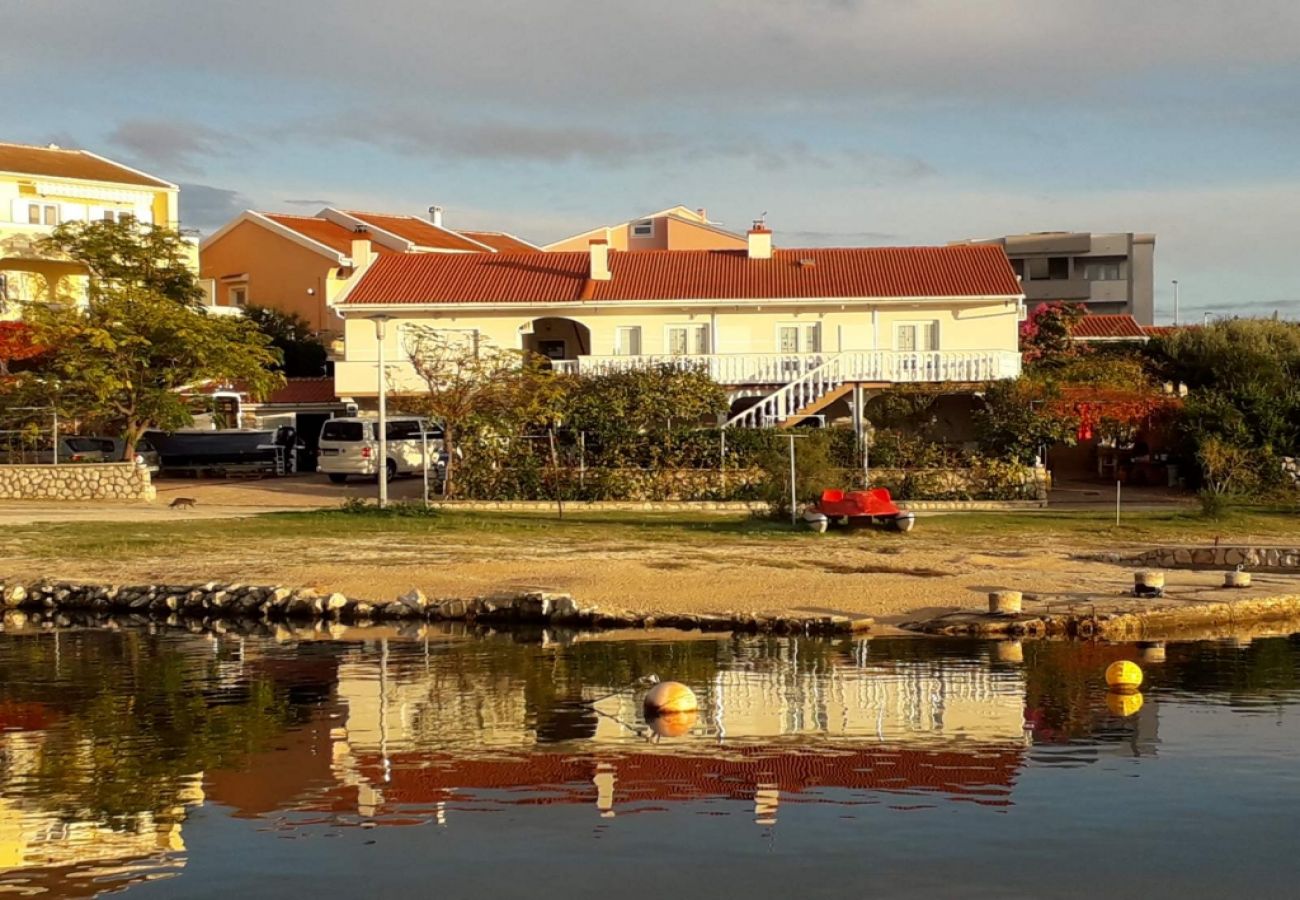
[316,417,441,484]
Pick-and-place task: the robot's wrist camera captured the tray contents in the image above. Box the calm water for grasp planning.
[0,625,1298,899]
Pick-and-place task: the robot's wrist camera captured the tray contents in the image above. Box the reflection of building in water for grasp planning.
[0,722,204,894]
[327,639,1031,826]
[593,657,1028,744]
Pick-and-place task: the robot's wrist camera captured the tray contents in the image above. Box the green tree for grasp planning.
[39,219,206,305]
[243,304,329,377]
[27,287,282,456]
[402,328,564,497]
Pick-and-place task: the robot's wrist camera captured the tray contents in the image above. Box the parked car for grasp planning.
[316,417,442,484]
[112,437,161,474]
[0,435,116,465]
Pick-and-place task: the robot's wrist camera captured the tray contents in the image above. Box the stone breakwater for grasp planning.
[0,579,873,636]
[0,462,155,501]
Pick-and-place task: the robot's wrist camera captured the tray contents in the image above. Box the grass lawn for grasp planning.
[6,503,1297,563]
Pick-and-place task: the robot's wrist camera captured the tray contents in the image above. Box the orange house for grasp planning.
[544,205,748,252]
[199,207,538,336]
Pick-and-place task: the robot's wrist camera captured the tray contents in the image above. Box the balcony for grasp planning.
[552,350,1021,385]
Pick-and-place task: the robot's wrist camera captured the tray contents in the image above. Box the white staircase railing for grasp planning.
[722,350,1022,428]
[725,353,848,428]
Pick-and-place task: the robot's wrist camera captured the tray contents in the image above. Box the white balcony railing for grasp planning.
[553,350,1020,384]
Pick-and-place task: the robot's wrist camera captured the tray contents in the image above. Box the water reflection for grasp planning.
[0,626,1297,896]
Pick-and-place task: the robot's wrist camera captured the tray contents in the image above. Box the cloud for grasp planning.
[106,119,236,173]
[8,1,1300,112]
[179,183,252,233]
[281,199,335,207]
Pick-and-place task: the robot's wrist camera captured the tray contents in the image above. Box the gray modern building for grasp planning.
[954,232,1156,324]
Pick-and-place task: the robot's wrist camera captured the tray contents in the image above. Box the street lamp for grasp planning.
[369,315,393,508]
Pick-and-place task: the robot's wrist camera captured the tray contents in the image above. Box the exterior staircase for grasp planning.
[723,349,1020,428]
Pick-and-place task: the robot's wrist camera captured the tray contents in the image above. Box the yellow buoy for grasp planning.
[1106,690,1144,718]
[1105,660,1144,692]
[643,681,698,716]
[646,709,698,738]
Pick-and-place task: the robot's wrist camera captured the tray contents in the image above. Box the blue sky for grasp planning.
[4,0,1298,320]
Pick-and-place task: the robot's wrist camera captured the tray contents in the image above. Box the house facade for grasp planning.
[545,205,747,252]
[0,141,180,318]
[333,228,1024,427]
[199,207,534,336]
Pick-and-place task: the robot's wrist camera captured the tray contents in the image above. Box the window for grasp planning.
[895,321,939,352]
[667,324,709,355]
[385,420,424,441]
[614,325,642,356]
[778,323,821,353]
[100,209,135,224]
[1082,259,1124,281]
[1048,256,1069,279]
[228,286,248,307]
[1008,259,1025,279]
[27,203,58,226]
[631,219,654,237]
[321,421,366,442]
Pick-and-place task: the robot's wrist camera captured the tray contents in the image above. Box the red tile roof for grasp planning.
[0,141,173,188]
[1070,314,1148,340]
[458,230,539,252]
[262,214,363,256]
[343,245,1022,306]
[264,377,337,405]
[344,211,488,252]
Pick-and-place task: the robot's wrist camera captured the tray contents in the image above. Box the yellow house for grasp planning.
[0,141,180,318]
[544,205,747,252]
[333,227,1025,427]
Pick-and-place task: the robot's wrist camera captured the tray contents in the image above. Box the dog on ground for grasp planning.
[169,497,197,509]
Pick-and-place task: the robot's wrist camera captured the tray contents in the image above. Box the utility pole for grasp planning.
[1172,279,1180,326]
[371,315,392,508]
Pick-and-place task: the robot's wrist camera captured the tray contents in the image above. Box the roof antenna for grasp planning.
[753,211,768,230]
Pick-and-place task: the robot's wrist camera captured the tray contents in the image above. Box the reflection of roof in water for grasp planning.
[349,743,1027,812]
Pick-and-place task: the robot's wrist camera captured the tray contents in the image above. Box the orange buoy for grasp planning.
[647,709,698,738]
[643,681,698,716]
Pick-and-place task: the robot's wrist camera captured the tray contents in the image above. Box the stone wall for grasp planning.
[1131,546,1300,571]
[0,578,873,636]
[0,463,156,501]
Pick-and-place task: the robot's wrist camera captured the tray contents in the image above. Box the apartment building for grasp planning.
[0,141,180,317]
[955,232,1156,324]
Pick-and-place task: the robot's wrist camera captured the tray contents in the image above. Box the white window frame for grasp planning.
[665,323,709,356]
[27,203,59,226]
[631,218,655,238]
[614,325,642,356]
[776,321,821,354]
[894,320,940,353]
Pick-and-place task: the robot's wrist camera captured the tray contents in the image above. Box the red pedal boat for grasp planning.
[814,488,916,532]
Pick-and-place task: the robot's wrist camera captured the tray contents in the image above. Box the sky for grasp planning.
[3,0,1298,321]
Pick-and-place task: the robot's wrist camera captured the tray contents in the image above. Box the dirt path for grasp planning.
[5,520,1290,626]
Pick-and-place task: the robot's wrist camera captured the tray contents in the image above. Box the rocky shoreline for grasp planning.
[0,578,873,636]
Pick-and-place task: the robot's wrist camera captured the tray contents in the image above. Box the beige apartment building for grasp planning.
[545,205,747,252]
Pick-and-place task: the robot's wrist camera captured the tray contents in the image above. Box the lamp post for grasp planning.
[1172,279,1180,326]
[370,315,393,508]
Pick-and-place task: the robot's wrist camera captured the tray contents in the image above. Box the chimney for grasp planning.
[589,239,611,281]
[697,207,707,221]
[428,205,444,228]
[350,238,374,269]
[747,222,772,260]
